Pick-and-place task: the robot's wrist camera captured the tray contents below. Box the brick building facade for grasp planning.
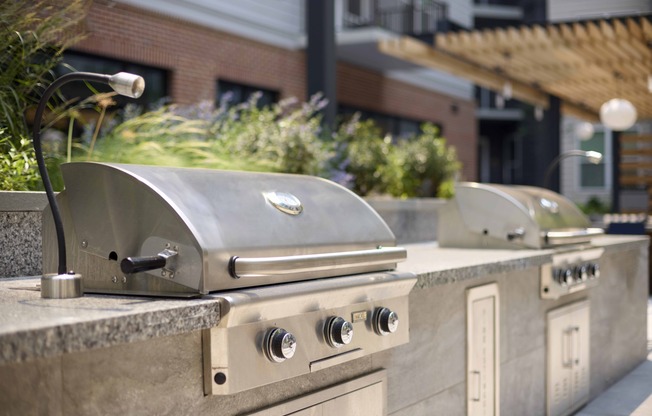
[72,0,477,180]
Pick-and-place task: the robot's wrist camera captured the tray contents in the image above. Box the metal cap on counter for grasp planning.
[41,273,83,298]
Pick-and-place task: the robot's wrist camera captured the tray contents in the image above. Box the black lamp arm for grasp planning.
[32,72,112,275]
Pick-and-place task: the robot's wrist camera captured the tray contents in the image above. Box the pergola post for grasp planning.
[306,0,337,128]
[611,131,621,213]
[545,96,562,192]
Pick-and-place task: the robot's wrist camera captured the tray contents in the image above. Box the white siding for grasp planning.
[547,0,652,21]
[387,67,473,100]
[441,0,473,28]
[116,0,305,49]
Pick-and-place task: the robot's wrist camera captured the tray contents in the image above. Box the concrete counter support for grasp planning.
[0,236,648,415]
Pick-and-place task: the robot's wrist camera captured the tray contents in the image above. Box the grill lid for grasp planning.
[43,162,405,295]
[438,182,603,249]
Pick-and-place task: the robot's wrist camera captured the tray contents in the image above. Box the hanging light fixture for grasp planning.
[575,121,595,141]
[502,81,512,100]
[495,94,505,109]
[600,98,637,131]
[600,71,637,131]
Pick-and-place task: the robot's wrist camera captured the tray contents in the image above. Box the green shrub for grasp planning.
[0,0,88,145]
[395,123,460,198]
[577,196,610,215]
[0,0,88,191]
[83,94,333,176]
[0,131,41,191]
[23,86,460,199]
[331,117,403,196]
[331,119,459,198]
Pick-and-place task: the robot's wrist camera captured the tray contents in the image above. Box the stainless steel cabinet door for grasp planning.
[320,381,385,415]
[547,310,574,416]
[546,300,590,416]
[248,371,386,416]
[467,283,500,416]
[571,304,590,405]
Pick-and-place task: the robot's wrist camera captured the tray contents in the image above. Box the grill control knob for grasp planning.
[374,307,399,336]
[555,268,573,285]
[265,328,297,363]
[325,317,354,348]
[575,264,588,282]
[553,268,563,284]
[589,263,600,279]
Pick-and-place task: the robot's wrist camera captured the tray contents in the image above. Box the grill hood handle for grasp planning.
[229,246,406,279]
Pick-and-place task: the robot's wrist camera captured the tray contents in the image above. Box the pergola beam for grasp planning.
[378,36,600,122]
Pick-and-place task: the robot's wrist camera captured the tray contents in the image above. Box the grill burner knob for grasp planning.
[575,264,588,282]
[325,317,354,348]
[554,268,573,285]
[553,268,562,283]
[589,263,600,279]
[374,307,399,336]
[555,269,573,285]
[265,328,297,363]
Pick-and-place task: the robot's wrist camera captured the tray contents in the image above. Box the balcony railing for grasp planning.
[474,0,521,5]
[342,0,459,36]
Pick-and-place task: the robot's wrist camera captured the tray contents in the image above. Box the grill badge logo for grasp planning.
[264,191,303,215]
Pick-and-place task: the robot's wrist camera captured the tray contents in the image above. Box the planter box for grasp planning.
[0,191,48,278]
[365,197,446,244]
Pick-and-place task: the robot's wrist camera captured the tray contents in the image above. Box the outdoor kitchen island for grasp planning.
[0,235,647,415]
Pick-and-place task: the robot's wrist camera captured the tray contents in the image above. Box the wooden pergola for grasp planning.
[379,15,652,122]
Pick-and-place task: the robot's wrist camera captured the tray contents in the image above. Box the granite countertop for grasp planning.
[0,235,647,366]
[0,278,220,365]
[400,235,649,289]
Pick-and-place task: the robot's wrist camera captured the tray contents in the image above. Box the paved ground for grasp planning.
[575,298,652,416]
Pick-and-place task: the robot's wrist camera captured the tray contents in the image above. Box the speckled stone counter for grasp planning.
[0,277,220,365]
[0,235,648,416]
[0,241,551,366]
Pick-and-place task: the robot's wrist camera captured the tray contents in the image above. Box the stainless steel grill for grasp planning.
[438,182,604,250]
[42,162,416,394]
[438,182,604,300]
[43,162,408,296]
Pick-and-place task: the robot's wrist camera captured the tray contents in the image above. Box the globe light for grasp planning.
[575,122,595,141]
[600,98,637,131]
[502,81,512,100]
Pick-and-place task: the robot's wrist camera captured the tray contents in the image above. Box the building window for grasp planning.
[216,79,279,108]
[338,105,436,139]
[58,51,168,107]
[580,131,606,188]
[345,0,372,24]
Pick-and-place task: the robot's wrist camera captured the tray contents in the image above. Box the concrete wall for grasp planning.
[0,192,47,278]
[380,242,648,415]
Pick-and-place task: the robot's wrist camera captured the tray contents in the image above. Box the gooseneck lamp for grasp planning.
[34,72,145,298]
[543,150,602,190]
